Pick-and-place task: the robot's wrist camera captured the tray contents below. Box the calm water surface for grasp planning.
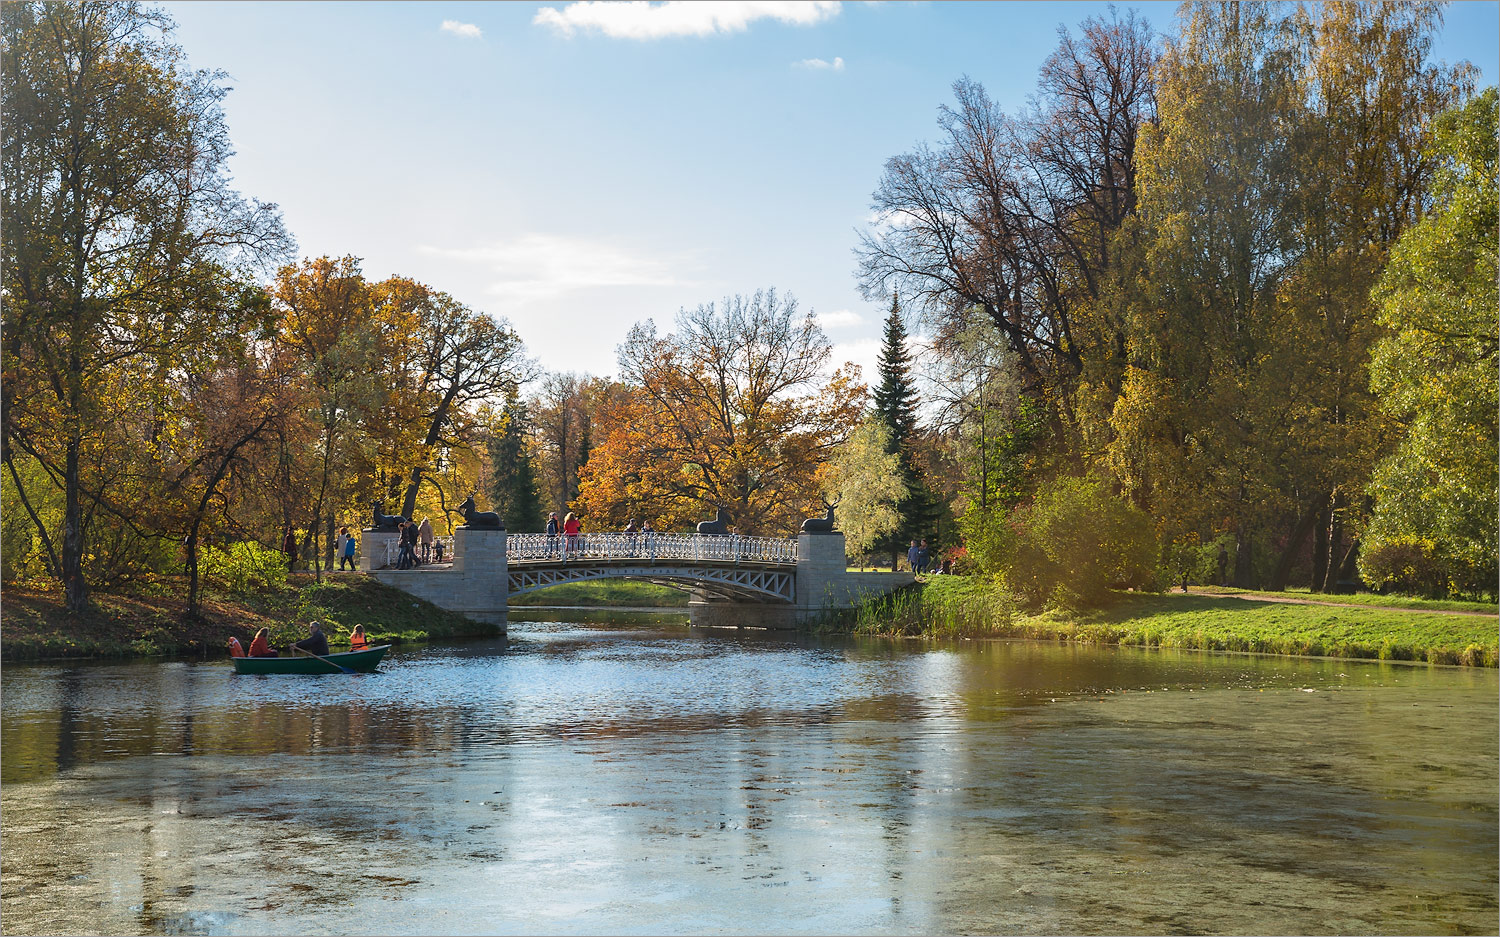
[2,619,1496,936]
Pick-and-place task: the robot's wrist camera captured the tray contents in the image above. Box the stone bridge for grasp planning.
[364,528,912,630]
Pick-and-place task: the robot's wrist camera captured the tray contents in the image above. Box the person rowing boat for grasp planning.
[288,621,329,657]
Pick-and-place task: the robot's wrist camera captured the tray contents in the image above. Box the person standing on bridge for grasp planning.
[546,512,560,558]
[641,519,655,561]
[624,518,638,556]
[563,512,582,556]
[418,517,434,563]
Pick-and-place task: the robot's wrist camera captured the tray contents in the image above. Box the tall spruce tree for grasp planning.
[487,392,545,531]
[872,294,938,568]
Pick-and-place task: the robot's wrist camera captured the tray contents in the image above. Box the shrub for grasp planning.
[963,474,1158,611]
[1358,535,1449,597]
[201,540,288,593]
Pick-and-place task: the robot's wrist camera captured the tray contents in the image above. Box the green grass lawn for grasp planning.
[506,580,689,607]
[842,576,1498,666]
[1189,585,1495,614]
[1,575,499,660]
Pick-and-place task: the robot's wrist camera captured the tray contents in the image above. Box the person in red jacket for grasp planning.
[563,512,582,555]
[247,628,277,658]
[348,625,370,651]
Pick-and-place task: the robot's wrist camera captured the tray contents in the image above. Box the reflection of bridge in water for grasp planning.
[366,527,911,630]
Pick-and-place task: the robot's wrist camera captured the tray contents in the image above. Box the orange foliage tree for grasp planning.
[575,291,865,535]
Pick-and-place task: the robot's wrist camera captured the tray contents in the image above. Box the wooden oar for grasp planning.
[288,645,355,674]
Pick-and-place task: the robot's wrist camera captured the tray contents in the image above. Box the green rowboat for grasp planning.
[231,645,390,675]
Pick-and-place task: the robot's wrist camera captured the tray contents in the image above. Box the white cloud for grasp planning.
[534,1,841,39]
[440,20,483,38]
[818,308,863,329]
[828,337,880,383]
[794,56,844,71]
[418,233,691,302]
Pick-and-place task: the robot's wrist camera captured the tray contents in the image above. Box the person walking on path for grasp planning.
[917,539,930,574]
[282,528,297,573]
[396,520,417,569]
[339,527,358,570]
[906,539,920,573]
[418,517,434,563]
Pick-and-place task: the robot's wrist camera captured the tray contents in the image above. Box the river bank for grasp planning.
[836,576,1499,666]
[4,574,1494,666]
[0,575,496,661]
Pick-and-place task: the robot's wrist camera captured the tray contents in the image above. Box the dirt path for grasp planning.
[1188,589,1498,618]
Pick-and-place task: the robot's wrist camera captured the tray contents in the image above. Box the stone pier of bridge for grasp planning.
[365,527,913,632]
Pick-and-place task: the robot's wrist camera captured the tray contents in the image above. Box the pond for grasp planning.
[2,618,1496,935]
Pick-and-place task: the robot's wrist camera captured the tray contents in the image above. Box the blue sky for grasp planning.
[162,1,1500,382]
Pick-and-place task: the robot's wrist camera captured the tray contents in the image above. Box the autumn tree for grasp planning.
[270,256,386,577]
[1359,89,1498,598]
[1108,1,1469,588]
[530,372,603,515]
[2,1,289,610]
[365,282,527,522]
[576,291,865,533]
[153,319,300,615]
[857,8,1158,443]
[821,417,905,557]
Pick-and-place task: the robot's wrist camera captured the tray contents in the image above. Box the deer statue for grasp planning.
[800,496,840,534]
[457,494,504,530]
[696,506,731,535]
[371,502,406,531]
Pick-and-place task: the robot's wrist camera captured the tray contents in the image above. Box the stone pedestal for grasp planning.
[795,531,848,612]
[367,527,509,630]
[359,529,399,571]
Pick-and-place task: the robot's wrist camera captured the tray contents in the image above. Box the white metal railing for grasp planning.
[380,536,453,568]
[505,531,797,565]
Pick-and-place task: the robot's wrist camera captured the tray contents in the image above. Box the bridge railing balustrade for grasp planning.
[505,531,797,565]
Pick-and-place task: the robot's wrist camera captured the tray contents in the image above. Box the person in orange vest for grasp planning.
[349,625,370,651]
[247,628,277,658]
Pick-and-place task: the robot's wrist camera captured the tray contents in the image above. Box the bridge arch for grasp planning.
[507,562,795,604]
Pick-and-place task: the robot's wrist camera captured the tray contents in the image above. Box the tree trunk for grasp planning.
[1321,492,1346,592]
[63,431,88,613]
[6,454,62,578]
[402,389,460,520]
[1268,499,1321,592]
[1311,497,1330,592]
[1334,538,1361,589]
[184,529,201,618]
[401,464,423,523]
[1233,533,1254,589]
